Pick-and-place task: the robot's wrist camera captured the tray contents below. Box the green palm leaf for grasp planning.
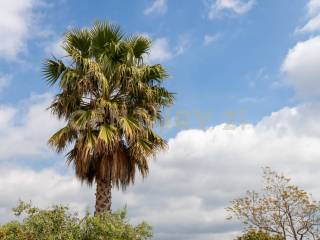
[44,21,174,213]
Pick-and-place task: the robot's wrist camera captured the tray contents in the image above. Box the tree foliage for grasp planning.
[0,201,152,240]
[43,21,174,188]
[227,167,320,240]
[236,230,284,240]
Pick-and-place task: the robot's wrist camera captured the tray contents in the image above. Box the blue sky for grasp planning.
[2,0,320,239]
[0,0,306,130]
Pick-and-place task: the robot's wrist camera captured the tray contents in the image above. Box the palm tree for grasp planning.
[43,21,174,215]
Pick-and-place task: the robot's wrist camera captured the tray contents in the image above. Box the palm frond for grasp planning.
[90,21,123,56]
[128,35,151,60]
[119,116,141,141]
[64,28,91,57]
[48,125,77,153]
[42,59,66,85]
[44,21,174,188]
[98,124,118,146]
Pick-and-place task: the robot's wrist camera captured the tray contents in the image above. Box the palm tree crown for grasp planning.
[43,22,174,196]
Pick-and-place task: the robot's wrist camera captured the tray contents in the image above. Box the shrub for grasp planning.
[0,201,152,240]
[236,230,284,240]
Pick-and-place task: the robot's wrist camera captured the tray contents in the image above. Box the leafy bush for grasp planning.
[0,201,152,240]
[236,230,284,240]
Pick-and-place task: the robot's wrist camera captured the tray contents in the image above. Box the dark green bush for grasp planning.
[236,230,284,240]
[0,201,152,240]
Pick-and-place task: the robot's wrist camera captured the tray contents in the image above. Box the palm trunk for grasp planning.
[94,177,112,215]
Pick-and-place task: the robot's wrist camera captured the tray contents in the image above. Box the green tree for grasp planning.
[43,21,174,214]
[0,201,152,240]
[236,230,283,240]
[227,168,320,240]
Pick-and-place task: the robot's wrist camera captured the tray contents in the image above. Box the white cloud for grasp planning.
[0,93,63,160]
[0,74,12,90]
[0,0,42,60]
[203,34,219,46]
[146,38,173,63]
[208,0,255,19]
[122,103,320,239]
[0,166,93,223]
[296,14,320,33]
[281,36,320,98]
[45,37,66,57]
[145,37,188,63]
[0,106,16,128]
[296,0,320,33]
[307,0,320,16]
[2,101,320,239]
[144,0,167,15]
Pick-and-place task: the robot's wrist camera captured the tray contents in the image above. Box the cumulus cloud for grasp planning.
[296,0,320,33]
[117,103,320,238]
[0,0,43,60]
[297,15,320,33]
[281,36,320,98]
[0,93,63,160]
[208,0,255,19]
[307,0,320,16]
[144,0,167,15]
[2,102,320,239]
[0,165,93,223]
[145,37,188,63]
[146,38,173,63]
